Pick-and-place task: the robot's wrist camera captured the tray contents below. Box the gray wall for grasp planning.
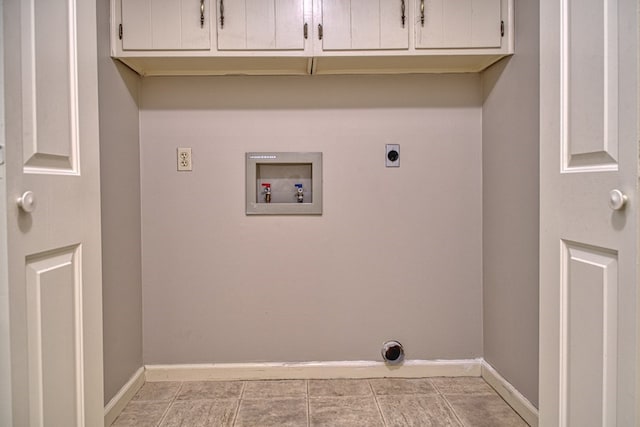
[139,74,484,364]
[0,0,13,423]
[96,0,143,405]
[481,0,540,407]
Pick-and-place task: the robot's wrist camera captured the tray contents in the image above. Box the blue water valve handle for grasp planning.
[295,184,303,189]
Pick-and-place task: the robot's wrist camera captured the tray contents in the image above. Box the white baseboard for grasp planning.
[104,367,145,427]
[144,359,483,382]
[481,361,538,427]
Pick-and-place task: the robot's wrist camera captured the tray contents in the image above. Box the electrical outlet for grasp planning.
[177,147,192,171]
[386,144,400,167]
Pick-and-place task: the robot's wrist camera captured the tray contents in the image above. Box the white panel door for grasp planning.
[121,0,211,50]
[415,0,501,48]
[321,0,408,50]
[540,0,638,425]
[4,0,104,424]
[216,0,305,50]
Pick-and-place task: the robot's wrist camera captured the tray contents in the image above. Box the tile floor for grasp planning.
[111,377,530,427]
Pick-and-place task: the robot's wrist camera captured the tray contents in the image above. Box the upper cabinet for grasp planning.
[216,0,306,50]
[320,0,408,50]
[121,0,211,50]
[415,0,501,49]
[110,0,513,75]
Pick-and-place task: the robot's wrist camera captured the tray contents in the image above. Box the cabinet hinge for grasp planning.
[119,23,123,40]
[500,20,504,37]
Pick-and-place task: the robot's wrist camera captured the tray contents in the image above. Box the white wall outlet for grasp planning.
[386,144,400,167]
[177,147,192,171]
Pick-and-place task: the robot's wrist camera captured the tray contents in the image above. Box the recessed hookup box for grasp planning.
[245,152,323,215]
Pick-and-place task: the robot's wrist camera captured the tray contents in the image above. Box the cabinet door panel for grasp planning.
[152,0,182,49]
[380,0,409,49]
[122,0,210,50]
[121,0,153,49]
[442,0,471,47]
[218,0,304,50]
[276,0,305,49]
[351,0,381,49]
[217,0,247,49]
[181,0,212,49]
[322,0,351,50]
[246,0,277,49]
[322,0,408,50]
[418,0,444,46]
[470,0,501,47]
[416,0,501,48]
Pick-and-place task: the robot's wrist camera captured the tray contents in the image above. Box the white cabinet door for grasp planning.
[540,0,639,425]
[415,0,501,48]
[4,0,104,424]
[122,0,211,50]
[321,0,408,50]
[216,0,305,50]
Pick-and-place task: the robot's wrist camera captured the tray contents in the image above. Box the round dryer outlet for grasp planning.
[381,340,405,364]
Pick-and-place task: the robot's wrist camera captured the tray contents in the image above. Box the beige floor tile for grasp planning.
[132,381,182,401]
[446,394,529,427]
[176,381,243,400]
[309,396,384,427]
[111,401,170,427]
[369,378,437,396]
[377,395,462,427]
[242,379,307,398]
[235,397,308,427]
[308,379,373,397]
[111,378,528,427]
[430,377,497,396]
[159,399,238,427]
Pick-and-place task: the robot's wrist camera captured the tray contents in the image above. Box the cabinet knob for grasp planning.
[609,189,628,211]
[17,191,37,213]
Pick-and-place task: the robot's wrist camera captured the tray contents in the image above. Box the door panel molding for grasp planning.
[561,0,618,173]
[26,245,84,427]
[560,241,617,426]
[21,0,79,176]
